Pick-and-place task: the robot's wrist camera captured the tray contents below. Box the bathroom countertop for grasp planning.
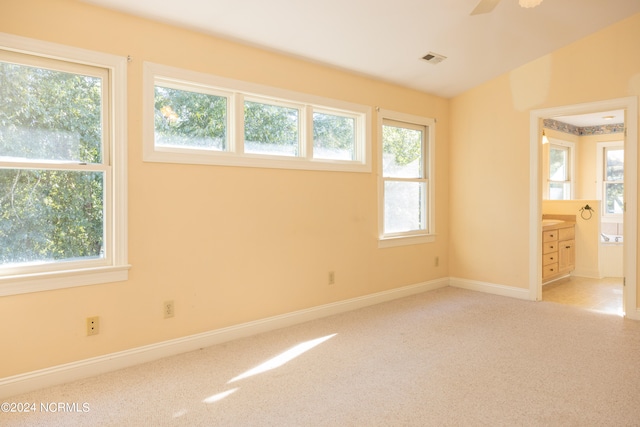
[542,214,576,231]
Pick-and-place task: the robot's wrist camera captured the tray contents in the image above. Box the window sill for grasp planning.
[378,234,436,248]
[0,265,131,297]
[143,148,371,173]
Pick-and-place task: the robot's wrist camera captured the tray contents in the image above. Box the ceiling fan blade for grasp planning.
[470,0,502,15]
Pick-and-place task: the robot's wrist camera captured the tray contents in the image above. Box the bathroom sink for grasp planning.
[542,219,563,226]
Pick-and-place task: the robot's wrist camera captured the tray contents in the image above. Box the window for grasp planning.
[144,62,370,172]
[154,83,228,151]
[313,110,356,161]
[543,138,576,200]
[378,110,435,247]
[0,34,128,296]
[244,98,300,157]
[597,142,624,217]
[548,144,570,199]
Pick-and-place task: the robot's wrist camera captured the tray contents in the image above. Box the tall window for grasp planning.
[548,142,573,200]
[599,143,624,216]
[378,110,434,247]
[0,35,128,296]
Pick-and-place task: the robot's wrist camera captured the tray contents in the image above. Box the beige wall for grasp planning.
[0,0,450,377]
[451,14,640,293]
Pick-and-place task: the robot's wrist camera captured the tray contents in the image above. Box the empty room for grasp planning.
[2,0,640,425]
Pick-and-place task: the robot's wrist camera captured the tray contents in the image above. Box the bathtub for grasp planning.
[600,235,623,277]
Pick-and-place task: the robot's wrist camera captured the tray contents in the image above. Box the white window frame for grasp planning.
[144,62,371,173]
[597,140,624,220]
[545,138,575,200]
[377,109,435,248]
[0,33,129,296]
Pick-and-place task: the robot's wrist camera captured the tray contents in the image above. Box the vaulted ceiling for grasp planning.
[80,0,640,99]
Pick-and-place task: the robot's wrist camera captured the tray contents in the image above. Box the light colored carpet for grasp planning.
[4,286,640,426]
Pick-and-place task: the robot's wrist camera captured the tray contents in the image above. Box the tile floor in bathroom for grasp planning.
[543,276,624,316]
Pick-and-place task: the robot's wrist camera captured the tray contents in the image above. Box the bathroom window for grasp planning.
[597,142,624,217]
[548,142,574,200]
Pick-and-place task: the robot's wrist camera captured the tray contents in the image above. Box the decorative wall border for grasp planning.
[543,118,624,136]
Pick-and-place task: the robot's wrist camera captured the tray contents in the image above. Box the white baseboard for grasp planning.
[626,308,640,321]
[572,269,603,279]
[0,277,449,400]
[449,277,532,300]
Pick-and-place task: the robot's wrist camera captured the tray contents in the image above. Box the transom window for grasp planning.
[144,63,370,172]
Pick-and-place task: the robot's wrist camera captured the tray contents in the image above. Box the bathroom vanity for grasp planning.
[542,215,576,283]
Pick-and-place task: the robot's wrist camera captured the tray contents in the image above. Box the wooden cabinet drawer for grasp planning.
[543,253,557,266]
[559,227,575,241]
[543,241,558,254]
[543,230,558,242]
[543,263,559,278]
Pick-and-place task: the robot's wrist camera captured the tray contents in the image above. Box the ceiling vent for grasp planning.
[422,52,447,65]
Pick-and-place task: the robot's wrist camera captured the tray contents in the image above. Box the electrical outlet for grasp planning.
[164,300,175,319]
[86,316,99,336]
[328,271,335,285]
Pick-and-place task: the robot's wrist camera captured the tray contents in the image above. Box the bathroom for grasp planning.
[541,110,625,281]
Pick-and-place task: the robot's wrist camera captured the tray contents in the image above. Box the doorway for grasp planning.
[529,97,638,319]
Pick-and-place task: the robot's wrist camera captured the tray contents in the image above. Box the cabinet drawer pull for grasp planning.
[566,245,571,249]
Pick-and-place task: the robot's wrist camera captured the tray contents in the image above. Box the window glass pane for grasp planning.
[549,146,568,181]
[0,169,104,266]
[605,183,624,214]
[244,100,298,156]
[0,61,102,164]
[549,182,570,200]
[384,181,426,233]
[605,148,624,181]
[313,112,355,160]
[154,85,227,150]
[382,124,423,178]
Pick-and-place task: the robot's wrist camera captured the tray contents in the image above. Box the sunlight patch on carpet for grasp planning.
[228,333,337,383]
[202,388,239,404]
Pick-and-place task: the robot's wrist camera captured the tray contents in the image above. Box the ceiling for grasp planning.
[554,110,625,128]
[80,0,640,99]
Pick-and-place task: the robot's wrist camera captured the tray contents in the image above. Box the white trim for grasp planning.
[571,269,603,279]
[378,234,436,248]
[143,62,371,173]
[530,97,638,318]
[0,278,448,399]
[449,277,532,300]
[0,265,130,297]
[0,32,129,295]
